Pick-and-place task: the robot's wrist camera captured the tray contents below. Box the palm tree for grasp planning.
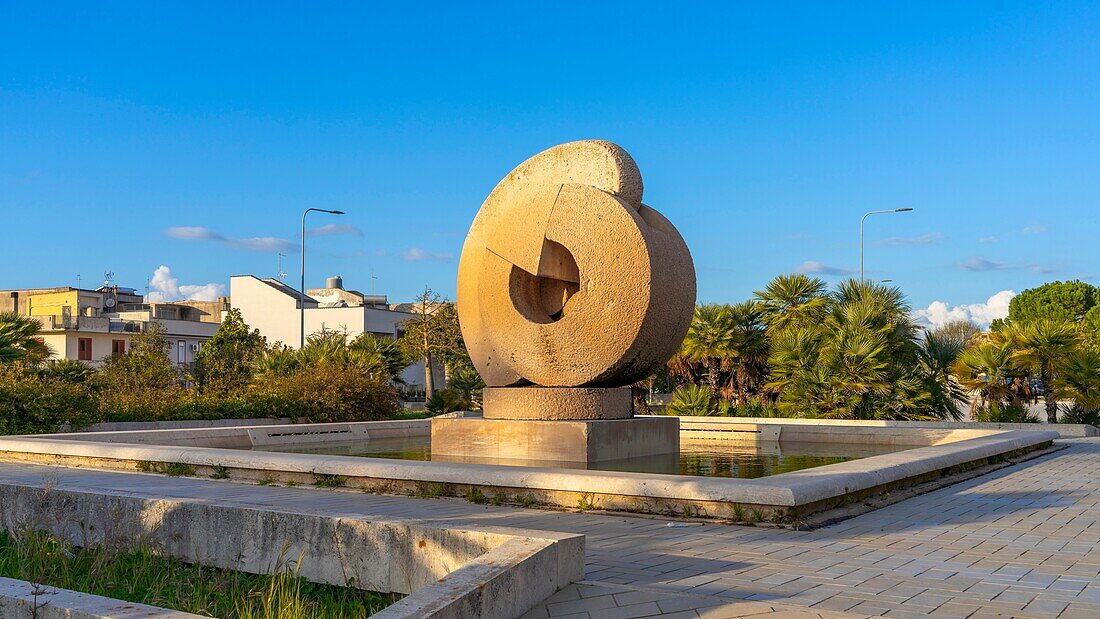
[755,274,829,332]
[679,304,735,392]
[667,384,729,416]
[952,339,1025,415]
[915,330,968,420]
[0,312,52,365]
[724,301,769,405]
[350,332,410,383]
[1055,350,1100,424]
[1012,319,1079,423]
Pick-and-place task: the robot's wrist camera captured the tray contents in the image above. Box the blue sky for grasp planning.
[2,2,1097,326]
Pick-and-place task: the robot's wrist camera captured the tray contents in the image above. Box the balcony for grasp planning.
[34,315,145,333]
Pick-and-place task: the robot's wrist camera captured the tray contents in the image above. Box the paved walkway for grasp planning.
[3,439,1100,618]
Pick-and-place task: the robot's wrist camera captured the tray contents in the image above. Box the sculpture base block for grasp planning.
[430,417,679,464]
[483,386,632,420]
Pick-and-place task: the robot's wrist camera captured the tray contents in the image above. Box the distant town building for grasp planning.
[229,274,431,389]
[0,286,226,367]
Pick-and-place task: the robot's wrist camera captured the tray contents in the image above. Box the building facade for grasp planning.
[1,286,224,367]
[229,275,433,390]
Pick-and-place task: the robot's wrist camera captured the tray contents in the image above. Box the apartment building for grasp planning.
[229,274,433,389]
[1,285,225,367]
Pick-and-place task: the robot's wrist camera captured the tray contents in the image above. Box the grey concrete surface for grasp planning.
[3,439,1100,617]
[0,576,202,618]
[0,424,1057,521]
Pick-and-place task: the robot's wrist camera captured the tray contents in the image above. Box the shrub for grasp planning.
[972,402,1040,423]
[666,384,731,416]
[425,388,472,416]
[248,363,399,423]
[0,367,101,434]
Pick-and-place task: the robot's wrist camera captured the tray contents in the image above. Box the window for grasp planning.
[178,340,185,364]
[78,338,92,361]
[112,339,125,357]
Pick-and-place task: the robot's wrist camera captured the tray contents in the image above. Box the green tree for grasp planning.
[766,280,933,420]
[679,304,735,393]
[914,328,969,420]
[1056,350,1100,425]
[94,323,184,421]
[1084,306,1100,351]
[1011,319,1080,423]
[666,384,729,416]
[755,274,829,332]
[97,323,178,392]
[1007,280,1098,324]
[724,301,770,405]
[191,308,266,393]
[0,312,52,366]
[951,338,1026,415]
[398,288,464,396]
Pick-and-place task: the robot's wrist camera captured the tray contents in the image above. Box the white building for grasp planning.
[229,275,430,390]
[0,285,223,368]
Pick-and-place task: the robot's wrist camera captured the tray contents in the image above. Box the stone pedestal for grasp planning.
[483,386,632,420]
[430,416,679,464]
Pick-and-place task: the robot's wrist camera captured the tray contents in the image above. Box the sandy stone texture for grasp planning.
[456,140,696,391]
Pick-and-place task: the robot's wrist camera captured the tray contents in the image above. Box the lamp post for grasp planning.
[859,208,913,282]
[300,208,345,348]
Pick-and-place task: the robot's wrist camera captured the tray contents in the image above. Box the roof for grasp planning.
[250,277,316,303]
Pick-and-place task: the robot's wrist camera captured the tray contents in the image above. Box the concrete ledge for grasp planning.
[669,416,1098,439]
[34,419,430,449]
[0,576,202,618]
[0,479,584,619]
[0,424,1058,521]
[72,418,297,433]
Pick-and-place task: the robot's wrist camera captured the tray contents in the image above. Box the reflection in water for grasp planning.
[255,436,907,479]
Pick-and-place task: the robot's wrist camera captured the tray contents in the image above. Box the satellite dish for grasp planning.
[105,298,116,308]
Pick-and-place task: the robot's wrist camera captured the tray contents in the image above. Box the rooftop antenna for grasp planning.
[103,270,117,310]
[371,270,378,294]
[75,274,82,289]
[277,253,288,280]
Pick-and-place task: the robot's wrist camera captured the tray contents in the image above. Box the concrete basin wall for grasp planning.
[0,479,583,619]
[670,416,1098,440]
[0,422,1058,522]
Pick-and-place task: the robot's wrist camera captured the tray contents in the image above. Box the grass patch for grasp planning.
[0,529,396,618]
[210,465,230,480]
[135,461,196,477]
[312,474,347,488]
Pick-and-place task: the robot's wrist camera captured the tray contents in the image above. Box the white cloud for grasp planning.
[958,257,1053,274]
[164,226,298,253]
[402,247,454,262]
[912,290,1016,330]
[978,236,998,244]
[147,265,226,302]
[1022,224,1048,234]
[307,223,363,237]
[795,261,856,276]
[874,232,944,246]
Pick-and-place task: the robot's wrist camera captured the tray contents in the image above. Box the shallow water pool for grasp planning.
[252,436,907,479]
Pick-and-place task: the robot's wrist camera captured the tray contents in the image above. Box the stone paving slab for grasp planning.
[2,439,1100,617]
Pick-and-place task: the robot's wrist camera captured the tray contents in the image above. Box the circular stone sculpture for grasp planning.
[457,140,696,401]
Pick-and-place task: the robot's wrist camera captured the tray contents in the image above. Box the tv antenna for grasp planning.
[75,274,82,288]
[371,271,378,294]
[277,253,288,280]
[103,270,115,287]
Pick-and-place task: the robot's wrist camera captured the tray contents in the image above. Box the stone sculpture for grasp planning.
[434,140,695,462]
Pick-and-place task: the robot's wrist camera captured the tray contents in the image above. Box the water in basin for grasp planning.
[251,436,907,479]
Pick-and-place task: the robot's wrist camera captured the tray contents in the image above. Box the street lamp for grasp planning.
[300,208,345,348]
[859,208,913,282]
